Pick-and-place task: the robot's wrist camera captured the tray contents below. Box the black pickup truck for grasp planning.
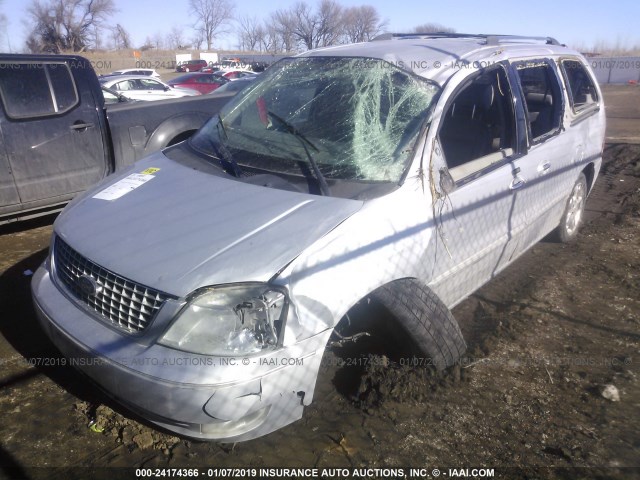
[0,54,233,224]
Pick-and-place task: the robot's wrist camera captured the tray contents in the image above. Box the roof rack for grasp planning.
[371,33,562,46]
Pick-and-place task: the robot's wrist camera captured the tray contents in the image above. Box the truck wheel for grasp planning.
[555,173,587,243]
[370,279,466,370]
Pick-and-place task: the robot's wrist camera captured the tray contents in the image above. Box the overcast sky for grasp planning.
[1,0,639,52]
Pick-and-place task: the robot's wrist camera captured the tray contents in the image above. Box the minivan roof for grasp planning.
[300,33,580,84]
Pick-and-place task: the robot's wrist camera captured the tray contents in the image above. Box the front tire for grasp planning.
[370,279,466,370]
[555,173,587,243]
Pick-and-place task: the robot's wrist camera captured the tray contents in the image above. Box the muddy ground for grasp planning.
[0,87,639,480]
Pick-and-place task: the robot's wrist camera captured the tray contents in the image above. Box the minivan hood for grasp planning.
[54,151,363,298]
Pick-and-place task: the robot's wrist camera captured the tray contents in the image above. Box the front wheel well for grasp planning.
[331,278,466,370]
[167,130,197,147]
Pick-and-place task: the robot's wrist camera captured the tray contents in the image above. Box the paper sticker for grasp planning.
[93,173,155,201]
[141,167,160,175]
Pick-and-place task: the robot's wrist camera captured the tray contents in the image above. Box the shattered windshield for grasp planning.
[190,56,439,191]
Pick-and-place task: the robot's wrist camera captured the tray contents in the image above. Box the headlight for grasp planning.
[159,283,288,356]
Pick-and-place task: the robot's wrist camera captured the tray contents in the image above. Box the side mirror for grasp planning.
[439,167,456,195]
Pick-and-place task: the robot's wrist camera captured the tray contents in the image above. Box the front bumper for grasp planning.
[31,265,331,442]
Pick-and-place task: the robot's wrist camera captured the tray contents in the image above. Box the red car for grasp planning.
[175,59,208,72]
[167,73,229,94]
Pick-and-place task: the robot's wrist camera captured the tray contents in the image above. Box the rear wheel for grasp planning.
[555,173,587,243]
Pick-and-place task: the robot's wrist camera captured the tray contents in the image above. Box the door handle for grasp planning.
[70,122,94,132]
[510,175,526,190]
[537,162,551,175]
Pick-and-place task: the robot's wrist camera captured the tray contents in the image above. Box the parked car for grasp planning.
[218,69,258,80]
[101,85,133,104]
[99,75,200,101]
[103,68,160,78]
[208,76,256,96]
[32,34,605,443]
[167,73,229,94]
[176,59,208,72]
[248,61,268,72]
[0,54,234,224]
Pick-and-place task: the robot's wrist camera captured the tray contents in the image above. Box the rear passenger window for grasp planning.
[561,59,598,112]
[0,62,78,119]
[514,61,563,141]
[47,63,77,111]
[439,66,516,183]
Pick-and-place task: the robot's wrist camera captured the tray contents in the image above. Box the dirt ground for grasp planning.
[0,87,639,480]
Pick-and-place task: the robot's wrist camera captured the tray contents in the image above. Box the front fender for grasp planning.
[144,112,213,155]
[279,182,435,341]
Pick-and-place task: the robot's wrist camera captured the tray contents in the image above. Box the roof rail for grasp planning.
[484,35,561,46]
[371,33,562,46]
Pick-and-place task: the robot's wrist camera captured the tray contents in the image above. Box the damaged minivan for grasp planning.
[32,33,605,441]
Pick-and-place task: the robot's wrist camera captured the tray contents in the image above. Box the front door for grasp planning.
[427,63,524,307]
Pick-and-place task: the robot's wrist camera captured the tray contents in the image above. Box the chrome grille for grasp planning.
[53,236,170,333]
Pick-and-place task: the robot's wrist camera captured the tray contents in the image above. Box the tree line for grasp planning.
[18,0,456,54]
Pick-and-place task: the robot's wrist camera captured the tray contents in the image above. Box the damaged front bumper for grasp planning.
[31,265,331,442]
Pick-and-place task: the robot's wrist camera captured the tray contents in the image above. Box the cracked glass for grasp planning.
[191,57,439,188]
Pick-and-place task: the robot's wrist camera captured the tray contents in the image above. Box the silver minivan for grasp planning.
[32,34,605,442]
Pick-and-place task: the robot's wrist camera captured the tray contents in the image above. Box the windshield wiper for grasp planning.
[266,111,331,196]
[214,114,243,177]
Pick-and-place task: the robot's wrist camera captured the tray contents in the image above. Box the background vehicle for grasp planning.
[99,75,200,101]
[103,68,160,78]
[167,73,229,94]
[176,59,208,72]
[218,69,258,80]
[101,85,133,104]
[0,54,232,224]
[208,76,256,96]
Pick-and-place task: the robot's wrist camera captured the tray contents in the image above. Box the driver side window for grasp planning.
[439,66,516,183]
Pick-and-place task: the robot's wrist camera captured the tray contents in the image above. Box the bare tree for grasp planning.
[262,1,385,53]
[191,32,205,50]
[260,21,282,54]
[269,0,349,52]
[166,25,186,50]
[289,2,316,51]
[26,0,116,53]
[152,31,164,50]
[140,36,155,51]
[343,5,386,43]
[189,0,235,50]
[269,8,296,53]
[237,14,263,52]
[314,0,343,47]
[412,23,456,34]
[110,23,131,50]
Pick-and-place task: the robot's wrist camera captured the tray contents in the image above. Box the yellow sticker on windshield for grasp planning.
[141,168,160,175]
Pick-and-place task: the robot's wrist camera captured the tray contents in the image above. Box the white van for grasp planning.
[32,34,605,442]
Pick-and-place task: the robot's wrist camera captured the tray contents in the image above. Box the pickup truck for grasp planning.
[0,54,232,224]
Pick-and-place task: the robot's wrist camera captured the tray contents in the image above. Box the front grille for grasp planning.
[53,236,170,333]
